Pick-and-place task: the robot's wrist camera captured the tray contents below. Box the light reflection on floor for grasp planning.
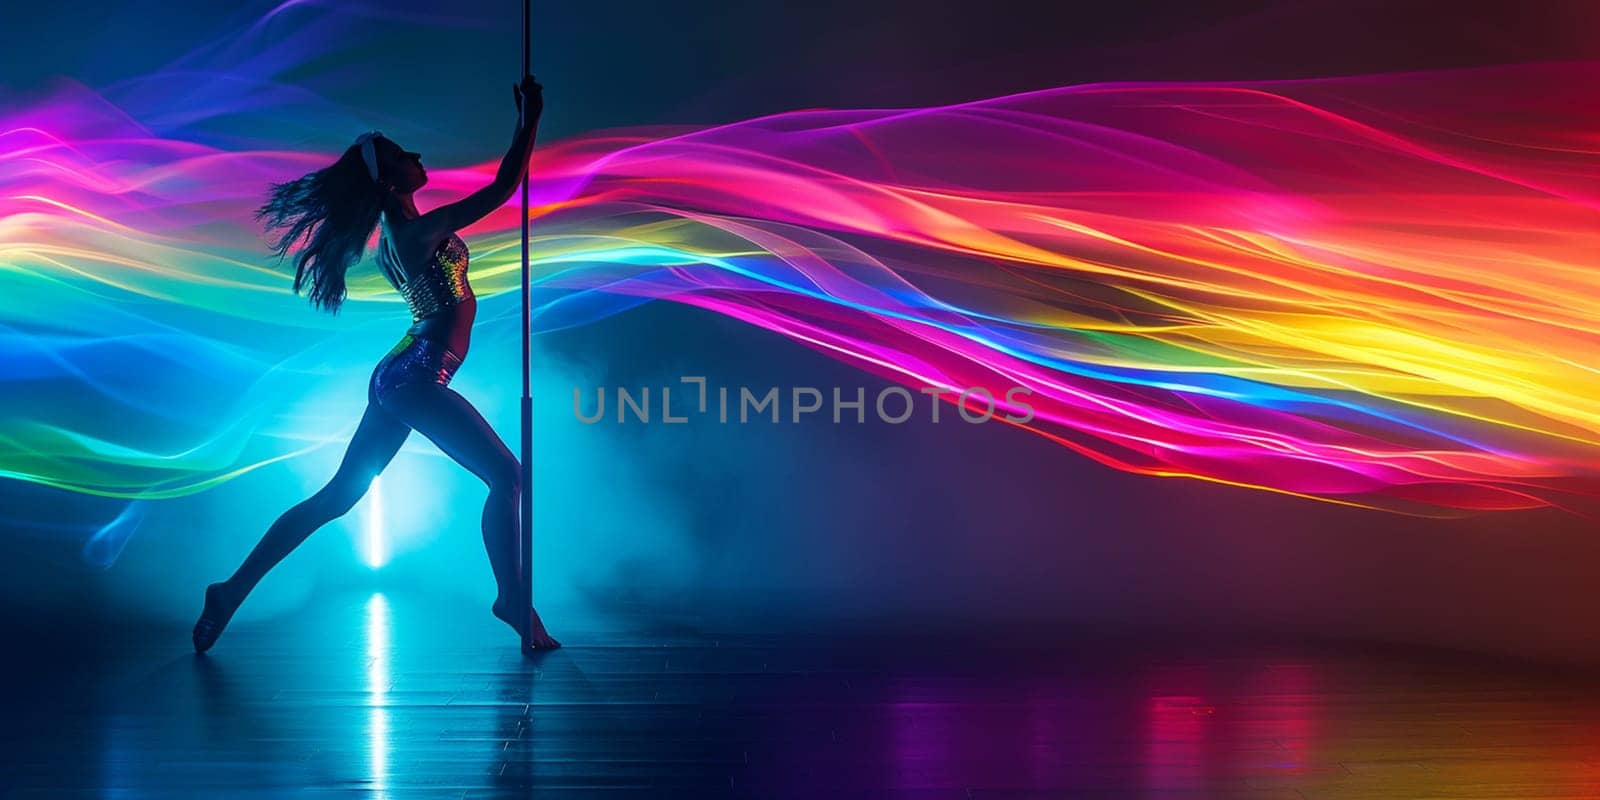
[8,593,1600,797]
[366,592,391,798]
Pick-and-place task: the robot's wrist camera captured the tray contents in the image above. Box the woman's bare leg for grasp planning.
[193,403,411,652]
[380,382,560,649]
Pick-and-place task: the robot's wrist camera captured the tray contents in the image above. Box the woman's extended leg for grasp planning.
[193,402,411,652]
[380,382,560,650]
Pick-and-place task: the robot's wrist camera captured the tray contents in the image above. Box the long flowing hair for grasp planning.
[255,143,386,312]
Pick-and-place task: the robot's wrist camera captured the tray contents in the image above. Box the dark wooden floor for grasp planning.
[6,592,1600,798]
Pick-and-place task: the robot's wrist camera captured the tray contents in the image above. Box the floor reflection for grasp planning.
[365,592,391,798]
[7,596,1600,797]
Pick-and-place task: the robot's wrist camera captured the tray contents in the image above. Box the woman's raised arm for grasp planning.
[414,75,543,238]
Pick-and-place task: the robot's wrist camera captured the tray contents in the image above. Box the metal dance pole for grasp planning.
[518,0,534,653]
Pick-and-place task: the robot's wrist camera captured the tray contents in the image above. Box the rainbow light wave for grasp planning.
[4,55,1599,514]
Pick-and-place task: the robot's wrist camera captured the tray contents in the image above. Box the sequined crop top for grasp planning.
[377,232,476,358]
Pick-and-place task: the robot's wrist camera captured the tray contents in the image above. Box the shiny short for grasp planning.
[368,334,463,406]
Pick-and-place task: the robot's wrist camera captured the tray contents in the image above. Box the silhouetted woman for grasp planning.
[192,75,559,653]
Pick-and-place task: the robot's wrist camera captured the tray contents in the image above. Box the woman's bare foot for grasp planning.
[192,581,243,653]
[492,598,562,651]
